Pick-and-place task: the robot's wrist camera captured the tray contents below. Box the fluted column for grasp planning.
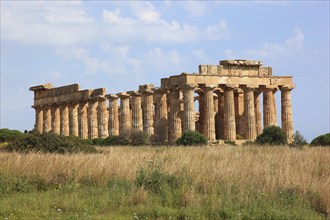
[88,99,98,139]
[224,85,237,140]
[51,105,60,135]
[203,85,216,141]
[78,102,88,139]
[34,106,43,133]
[242,86,257,140]
[234,88,245,137]
[43,105,51,133]
[153,89,168,143]
[141,90,154,136]
[129,92,143,132]
[215,90,225,139]
[280,86,294,142]
[263,86,278,128]
[97,96,108,138]
[117,92,131,134]
[168,87,182,143]
[106,94,119,136]
[60,103,69,136]
[196,91,204,134]
[69,103,79,137]
[254,90,262,136]
[183,84,197,132]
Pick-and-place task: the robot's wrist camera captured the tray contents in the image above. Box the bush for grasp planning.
[256,126,287,145]
[224,140,237,146]
[176,130,207,146]
[0,128,26,143]
[102,135,130,146]
[290,130,308,148]
[5,133,96,154]
[310,133,330,146]
[100,131,150,146]
[131,131,150,146]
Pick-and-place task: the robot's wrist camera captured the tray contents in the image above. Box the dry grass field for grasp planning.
[1,145,329,219]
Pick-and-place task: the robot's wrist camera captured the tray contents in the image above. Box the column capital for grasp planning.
[279,85,295,91]
[127,91,141,97]
[182,83,198,91]
[139,84,154,94]
[241,85,259,92]
[116,92,130,99]
[221,84,238,91]
[106,94,119,101]
[214,87,224,95]
[260,85,278,92]
[95,95,107,101]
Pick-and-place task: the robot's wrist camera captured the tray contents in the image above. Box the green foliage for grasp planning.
[130,131,150,146]
[290,130,308,148]
[224,140,237,146]
[310,133,330,147]
[5,133,96,154]
[0,128,26,143]
[100,130,150,146]
[92,138,105,146]
[102,135,130,146]
[176,130,207,146]
[256,126,288,145]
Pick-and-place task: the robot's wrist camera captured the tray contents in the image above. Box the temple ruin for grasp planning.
[30,59,294,143]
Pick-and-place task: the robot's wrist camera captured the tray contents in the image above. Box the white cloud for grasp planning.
[204,20,230,40]
[226,27,305,59]
[180,1,206,17]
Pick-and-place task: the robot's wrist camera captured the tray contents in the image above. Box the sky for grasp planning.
[1,1,329,142]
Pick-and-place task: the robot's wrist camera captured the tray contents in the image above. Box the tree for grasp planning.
[256,126,287,145]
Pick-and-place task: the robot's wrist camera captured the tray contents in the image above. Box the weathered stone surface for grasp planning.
[106,94,119,136]
[280,86,295,142]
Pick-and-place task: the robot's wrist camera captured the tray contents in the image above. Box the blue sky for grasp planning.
[1,1,329,141]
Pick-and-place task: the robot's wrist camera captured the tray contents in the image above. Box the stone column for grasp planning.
[242,86,257,140]
[34,106,43,133]
[140,90,154,136]
[202,85,216,142]
[234,88,245,137]
[43,105,51,133]
[254,90,262,136]
[129,92,143,132]
[51,105,60,135]
[263,86,278,128]
[97,96,108,138]
[215,90,225,139]
[88,99,98,139]
[153,89,168,143]
[69,103,79,137]
[280,86,294,142]
[60,103,69,136]
[196,90,204,134]
[106,94,119,136]
[182,84,197,132]
[117,92,131,134]
[224,85,237,140]
[78,102,88,139]
[168,87,182,143]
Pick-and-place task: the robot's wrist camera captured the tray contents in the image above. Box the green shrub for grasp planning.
[92,138,105,146]
[5,133,96,154]
[290,130,308,148]
[176,130,207,146]
[131,131,150,146]
[224,140,237,146]
[102,135,130,146]
[0,128,26,143]
[310,133,330,146]
[256,126,287,145]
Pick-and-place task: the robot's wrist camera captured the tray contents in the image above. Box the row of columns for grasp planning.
[34,84,293,143]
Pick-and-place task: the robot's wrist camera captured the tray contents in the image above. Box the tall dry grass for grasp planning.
[1,145,329,212]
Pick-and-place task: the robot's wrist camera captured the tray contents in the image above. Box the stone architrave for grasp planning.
[140,89,154,136]
[97,96,108,138]
[106,94,119,136]
[280,86,294,142]
[215,89,225,139]
[51,105,60,135]
[224,85,237,140]
[168,87,182,143]
[242,86,257,140]
[203,85,216,141]
[34,106,43,134]
[129,92,143,132]
[78,102,88,139]
[88,99,98,139]
[182,84,197,132]
[69,103,79,137]
[263,86,278,128]
[117,92,131,134]
[60,103,69,136]
[43,105,52,133]
[153,89,168,143]
[254,89,262,136]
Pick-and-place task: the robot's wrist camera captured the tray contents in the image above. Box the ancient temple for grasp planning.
[30,59,294,143]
